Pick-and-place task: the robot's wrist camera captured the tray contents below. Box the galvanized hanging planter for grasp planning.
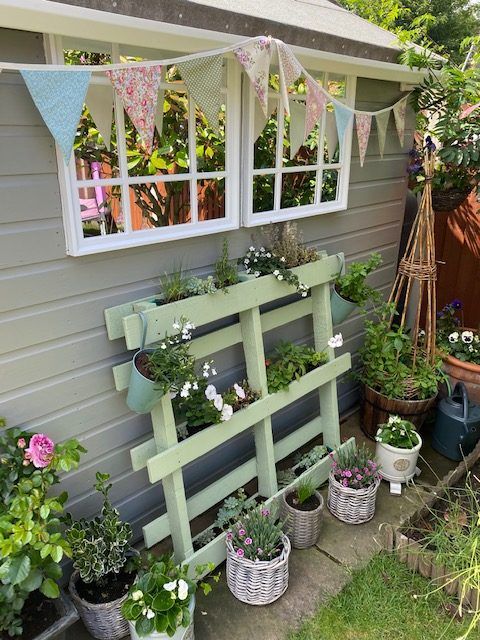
[330,286,357,325]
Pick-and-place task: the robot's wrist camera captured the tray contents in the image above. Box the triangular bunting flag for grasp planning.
[460,102,480,119]
[375,110,390,158]
[289,99,307,159]
[393,95,408,147]
[85,81,114,150]
[305,77,327,140]
[107,65,162,153]
[277,40,302,116]
[178,55,224,135]
[21,69,91,161]
[355,113,372,167]
[253,97,277,142]
[155,66,166,138]
[234,36,272,116]
[325,110,338,162]
[334,102,354,151]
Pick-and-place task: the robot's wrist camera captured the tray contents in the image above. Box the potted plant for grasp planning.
[436,299,480,403]
[265,342,329,393]
[121,555,216,640]
[127,317,196,414]
[214,238,239,290]
[330,252,382,325]
[66,472,140,640]
[327,443,381,525]
[226,503,290,605]
[281,480,324,549]
[357,304,441,439]
[0,424,85,640]
[375,415,422,484]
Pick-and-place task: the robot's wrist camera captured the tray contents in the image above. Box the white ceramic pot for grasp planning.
[375,431,422,483]
[128,596,195,640]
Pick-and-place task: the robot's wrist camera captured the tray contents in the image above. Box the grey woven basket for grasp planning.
[327,472,380,524]
[281,490,324,549]
[69,570,131,640]
[226,534,291,605]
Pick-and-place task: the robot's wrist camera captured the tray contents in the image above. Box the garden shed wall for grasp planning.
[0,27,413,539]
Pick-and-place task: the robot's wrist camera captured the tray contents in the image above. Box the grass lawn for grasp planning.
[290,553,478,640]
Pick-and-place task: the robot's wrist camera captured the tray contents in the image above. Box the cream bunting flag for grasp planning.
[289,99,307,159]
[325,110,339,162]
[355,113,372,167]
[253,97,277,142]
[305,77,327,140]
[107,65,162,153]
[393,95,408,147]
[178,55,224,135]
[375,110,390,158]
[277,40,302,115]
[85,81,114,150]
[234,36,272,116]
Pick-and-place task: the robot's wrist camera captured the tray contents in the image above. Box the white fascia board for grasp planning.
[0,0,427,83]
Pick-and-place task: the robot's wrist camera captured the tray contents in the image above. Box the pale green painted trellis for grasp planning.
[104,252,352,569]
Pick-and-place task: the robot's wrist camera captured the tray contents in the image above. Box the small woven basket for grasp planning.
[432,187,472,212]
[69,570,131,640]
[327,472,380,525]
[281,490,324,549]
[226,534,291,605]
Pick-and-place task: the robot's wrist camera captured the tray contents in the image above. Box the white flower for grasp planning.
[255,252,259,257]
[163,581,177,592]
[400,429,406,435]
[260,247,265,252]
[246,268,251,274]
[160,343,167,350]
[301,291,308,297]
[462,331,474,344]
[266,252,271,258]
[327,333,344,349]
[146,609,155,620]
[203,363,210,371]
[469,345,474,352]
[213,394,224,411]
[203,371,210,378]
[142,607,148,616]
[253,258,258,263]
[131,590,143,602]
[172,322,180,330]
[220,404,234,421]
[280,256,286,262]
[277,274,284,281]
[205,384,217,401]
[244,258,250,265]
[180,387,190,398]
[212,368,217,376]
[178,579,189,601]
[388,415,401,424]
[192,381,199,391]
[273,270,279,276]
[449,332,459,343]
[249,246,255,252]
[234,383,246,399]
[254,271,260,277]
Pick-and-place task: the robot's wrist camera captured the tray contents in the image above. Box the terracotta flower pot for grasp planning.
[442,353,480,405]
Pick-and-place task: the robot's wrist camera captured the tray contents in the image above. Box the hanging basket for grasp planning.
[281,490,324,549]
[327,472,380,525]
[432,187,472,212]
[226,535,290,605]
[127,348,164,414]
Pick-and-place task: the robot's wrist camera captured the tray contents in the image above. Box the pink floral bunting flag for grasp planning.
[355,113,372,167]
[304,77,327,140]
[234,36,272,116]
[107,64,162,153]
[393,95,408,147]
[277,40,302,115]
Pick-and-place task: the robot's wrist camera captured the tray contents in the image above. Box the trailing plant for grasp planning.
[121,555,218,638]
[295,480,316,505]
[226,504,285,561]
[266,342,328,393]
[330,443,381,489]
[240,246,310,297]
[65,472,136,586]
[214,238,239,290]
[264,222,319,268]
[437,299,480,365]
[0,426,85,637]
[294,445,328,471]
[335,253,383,306]
[376,415,420,449]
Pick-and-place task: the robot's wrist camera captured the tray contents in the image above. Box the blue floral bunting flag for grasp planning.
[334,102,353,151]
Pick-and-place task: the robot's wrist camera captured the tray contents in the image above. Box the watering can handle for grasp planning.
[138,311,148,351]
[452,381,469,421]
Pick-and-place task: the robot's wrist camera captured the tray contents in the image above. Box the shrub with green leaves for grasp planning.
[214,238,239,290]
[0,425,85,637]
[266,342,327,393]
[335,253,382,307]
[66,472,133,586]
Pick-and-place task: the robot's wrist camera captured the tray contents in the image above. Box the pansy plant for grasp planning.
[437,300,480,365]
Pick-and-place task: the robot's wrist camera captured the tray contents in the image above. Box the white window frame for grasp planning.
[45,34,241,257]
[241,74,357,227]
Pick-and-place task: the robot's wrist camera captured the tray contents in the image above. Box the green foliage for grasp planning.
[214,238,239,290]
[121,555,217,637]
[0,427,85,637]
[276,468,297,489]
[159,267,191,304]
[295,480,316,505]
[266,342,327,394]
[264,222,319,268]
[66,472,133,585]
[185,276,217,297]
[241,246,310,296]
[178,375,222,429]
[335,253,382,307]
[227,504,285,561]
[215,489,249,531]
[294,445,329,471]
[376,415,420,449]
[331,443,380,489]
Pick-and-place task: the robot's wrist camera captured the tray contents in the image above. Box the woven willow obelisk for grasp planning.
[387,149,437,395]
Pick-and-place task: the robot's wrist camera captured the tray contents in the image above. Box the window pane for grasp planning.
[254,110,277,169]
[129,181,191,229]
[198,178,225,220]
[253,174,275,213]
[79,186,123,237]
[327,74,346,98]
[283,113,318,167]
[196,106,226,172]
[281,172,316,209]
[321,170,339,202]
[127,89,189,177]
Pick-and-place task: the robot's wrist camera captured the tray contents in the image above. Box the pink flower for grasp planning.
[226,532,233,541]
[236,548,245,558]
[24,434,54,468]
[261,508,270,517]
[344,470,352,478]
[238,528,246,537]
[245,537,253,545]
[356,474,363,481]
[17,438,26,449]
[342,479,349,487]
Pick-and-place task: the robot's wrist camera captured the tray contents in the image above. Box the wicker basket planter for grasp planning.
[127,596,195,640]
[69,570,132,640]
[281,490,324,549]
[432,187,472,212]
[226,534,291,605]
[327,472,380,525]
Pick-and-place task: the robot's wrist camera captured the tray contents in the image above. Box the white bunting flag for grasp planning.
[355,113,372,167]
[289,99,307,159]
[325,110,339,162]
[85,81,114,150]
[178,55,224,135]
[375,110,390,158]
[393,96,408,147]
[253,97,277,142]
[235,36,272,116]
[277,40,302,115]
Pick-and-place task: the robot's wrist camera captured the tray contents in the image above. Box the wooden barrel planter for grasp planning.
[361,385,437,440]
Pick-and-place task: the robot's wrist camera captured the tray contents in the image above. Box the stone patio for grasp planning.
[66,411,456,640]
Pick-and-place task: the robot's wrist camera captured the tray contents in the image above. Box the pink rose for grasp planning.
[17,438,26,449]
[24,434,54,468]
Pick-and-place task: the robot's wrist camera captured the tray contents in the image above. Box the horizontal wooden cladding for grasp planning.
[0,76,44,126]
[0,219,66,269]
[350,156,408,183]
[0,128,57,176]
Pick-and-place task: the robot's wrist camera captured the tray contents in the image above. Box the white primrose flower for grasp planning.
[327,333,344,349]
[462,330,474,344]
[246,268,251,274]
[146,609,155,620]
[178,579,189,601]
[220,404,234,422]
[203,362,210,371]
[160,343,167,350]
[260,247,265,252]
[255,252,260,257]
[277,274,284,281]
[244,258,250,265]
[205,384,217,401]
[214,394,224,411]
[180,387,190,398]
[388,415,401,424]
[203,371,210,378]
[163,581,177,592]
[469,345,474,352]
[449,332,459,343]
[131,590,143,602]
[234,383,246,399]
